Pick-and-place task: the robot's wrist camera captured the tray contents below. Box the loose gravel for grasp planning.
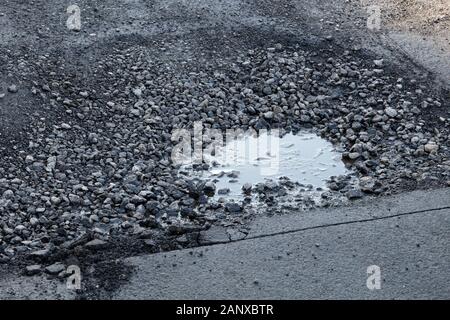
[0,37,449,276]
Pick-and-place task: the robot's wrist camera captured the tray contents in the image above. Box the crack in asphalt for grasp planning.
[216,206,450,245]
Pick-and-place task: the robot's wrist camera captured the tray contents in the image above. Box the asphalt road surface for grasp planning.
[0,0,449,300]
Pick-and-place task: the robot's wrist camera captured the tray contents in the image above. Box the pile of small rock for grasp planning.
[0,42,449,265]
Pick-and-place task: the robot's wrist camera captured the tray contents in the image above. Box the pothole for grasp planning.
[179,130,352,204]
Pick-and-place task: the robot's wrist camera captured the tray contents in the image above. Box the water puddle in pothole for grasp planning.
[179,131,349,202]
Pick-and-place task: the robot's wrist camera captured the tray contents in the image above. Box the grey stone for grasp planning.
[45,262,66,275]
[84,239,108,250]
[225,202,242,213]
[25,265,42,276]
[346,189,363,200]
[385,107,398,118]
[7,85,18,93]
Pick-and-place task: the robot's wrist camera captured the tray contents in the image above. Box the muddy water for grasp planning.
[181,131,348,200]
